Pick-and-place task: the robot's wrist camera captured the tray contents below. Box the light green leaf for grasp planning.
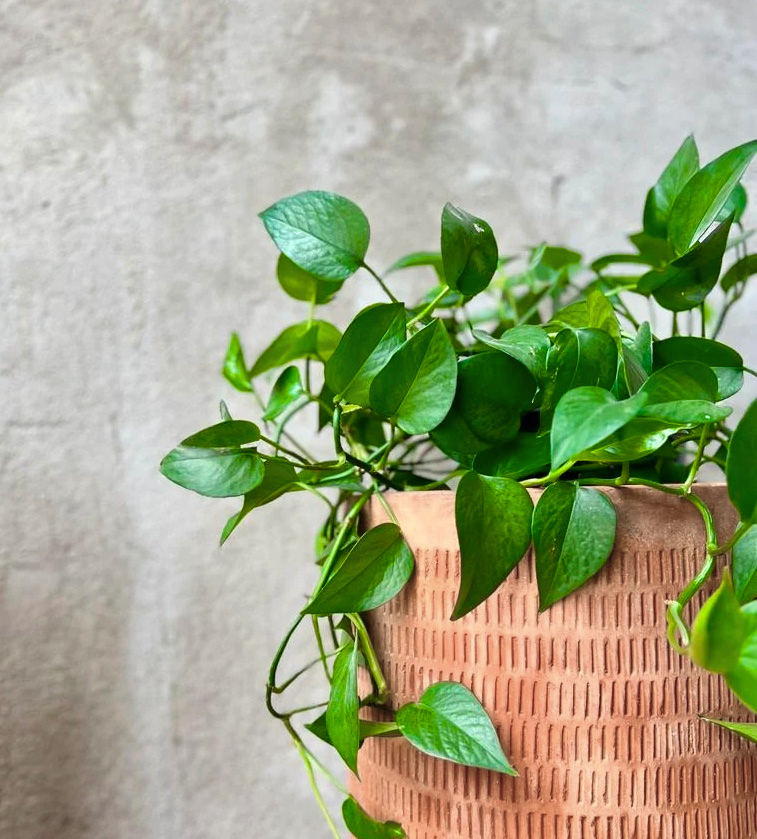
[727,401,757,524]
[222,332,252,392]
[734,525,757,604]
[304,523,414,615]
[533,483,616,610]
[250,321,342,377]
[342,798,406,839]
[653,337,744,400]
[550,387,647,469]
[452,473,533,619]
[690,575,746,673]
[472,325,551,380]
[181,420,261,448]
[306,713,400,748]
[721,254,757,292]
[441,203,498,296]
[643,135,700,239]
[622,321,653,394]
[260,190,370,281]
[702,718,757,744]
[370,320,457,435]
[397,681,516,774]
[160,447,264,498]
[668,140,757,255]
[263,366,305,421]
[277,253,343,304]
[326,639,360,774]
[325,303,406,406]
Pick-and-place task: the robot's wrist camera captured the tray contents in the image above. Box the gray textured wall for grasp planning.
[2,2,757,838]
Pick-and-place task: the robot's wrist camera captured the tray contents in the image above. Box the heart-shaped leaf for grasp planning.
[472,432,551,480]
[441,203,498,296]
[342,798,407,839]
[733,525,757,604]
[582,417,679,463]
[181,420,261,448]
[277,253,343,304]
[473,325,551,380]
[260,191,370,280]
[222,332,252,392]
[327,639,360,774]
[690,575,747,674]
[643,135,700,239]
[304,523,414,615]
[370,320,457,434]
[653,337,744,400]
[452,473,533,619]
[263,366,305,421]
[533,483,616,610]
[397,681,516,774]
[160,447,264,498]
[250,321,342,377]
[727,401,757,524]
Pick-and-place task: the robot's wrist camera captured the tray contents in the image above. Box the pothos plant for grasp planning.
[162,136,757,838]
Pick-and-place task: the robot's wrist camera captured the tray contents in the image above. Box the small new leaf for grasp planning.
[441,203,498,296]
[342,798,406,839]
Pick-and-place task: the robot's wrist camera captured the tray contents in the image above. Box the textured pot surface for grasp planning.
[350,485,757,839]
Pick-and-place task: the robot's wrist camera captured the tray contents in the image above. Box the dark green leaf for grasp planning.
[260,190,370,281]
[181,420,261,448]
[263,366,305,421]
[342,798,406,839]
[622,321,653,394]
[639,217,733,312]
[304,523,414,615]
[472,432,551,480]
[727,401,757,524]
[533,484,616,610]
[717,183,748,224]
[327,639,360,773]
[452,473,533,619]
[690,575,747,673]
[734,526,757,604]
[702,718,757,744]
[222,332,251,392]
[472,325,551,380]
[441,203,498,296]
[653,337,744,400]
[668,140,757,254]
[643,135,699,239]
[250,321,342,377]
[638,360,717,404]
[277,253,343,304]
[396,681,516,774]
[550,387,647,469]
[370,320,457,435]
[721,254,757,292]
[629,231,675,266]
[325,303,406,405]
[160,447,264,498]
[220,459,299,544]
[581,417,679,463]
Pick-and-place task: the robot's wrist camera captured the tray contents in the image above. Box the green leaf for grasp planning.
[668,140,757,255]
[733,526,757,604]
[260,190,370,281]
[690,574,747,673]
[643,135,700,239]
[717,182,748,224]
[220,459,299,544]
[342,798,407,839]
[325,303,406,405]
[386,251,444,282]
[250,321,342,377]
[582,417,679,463]
[160,447,264,498]
[263,366,305,421]
[326,639,360,774]
[370,320,457,435]
[639,217,733,311]
[586,290,622,349]
[702,718,757,744]
[721,254,757,292]
[727,401,757,524]
[452,473,533,619]
[472,325,551,380]
[303,523,414,615]
[591,253,657,273]
[472,433,551,480]
[180,419,261,448]
[550,387,647,469]
[533,484,617,610]
[629,231,675,266]
[306,713,400,748]
[636,361,729,425]
[440,203,498,296]
[653,337,744,400]
[621,321,653,394]
[277,253,343,304]
[396,681,516,774]
[222,332,252,392]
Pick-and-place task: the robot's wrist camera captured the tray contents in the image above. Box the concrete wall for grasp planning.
[2,1,757,837]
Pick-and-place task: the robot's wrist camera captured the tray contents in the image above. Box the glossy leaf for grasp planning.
[441,203,498,296]
[668,140,757,254]
[473,433,551,480]
[733,525,757,604]
[550,387,647,469]
[717,183,748,224]
[263,366,305,421]
[653,337,744,400]
[533,484,617,610]
[690,575,747,674]
[727,401,757,524]
[181,420,261,448]
[702,718,757,744]
[452,473,533,619]
[721,254,757,292]
[303,523,414,615]
[342,798,406,839]
[260,190,370,281]
[622,322,653,394]
[277,253,343,304]
[643,135,700,239]
[250,321,341,377]
[637,361,729,425]
[160,446,264,498]
[386,251,444,281]
[306,713,400,748]
[472,325,551,380]
[325,303,406,405]
[370,320,457,434]
[222,332,252,392]
[326,639,360,774]
[396,681,516,774]
[581,417,678,463]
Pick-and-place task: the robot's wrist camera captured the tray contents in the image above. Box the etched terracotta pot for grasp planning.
[350,485,757,839]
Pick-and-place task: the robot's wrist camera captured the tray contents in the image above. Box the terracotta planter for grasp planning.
[350,485,757,839]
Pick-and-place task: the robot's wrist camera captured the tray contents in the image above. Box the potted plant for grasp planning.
[161,136,757,838]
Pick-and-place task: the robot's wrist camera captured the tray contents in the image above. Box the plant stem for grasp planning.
[311,615,333,683]
[259,433,311,464]
[349,612,388,704]
[362,261,399,303]
[407,286,451,328]
[521,459,576,487]
[681,423,711,494]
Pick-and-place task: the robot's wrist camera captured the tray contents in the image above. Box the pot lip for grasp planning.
[379,481,728,497]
